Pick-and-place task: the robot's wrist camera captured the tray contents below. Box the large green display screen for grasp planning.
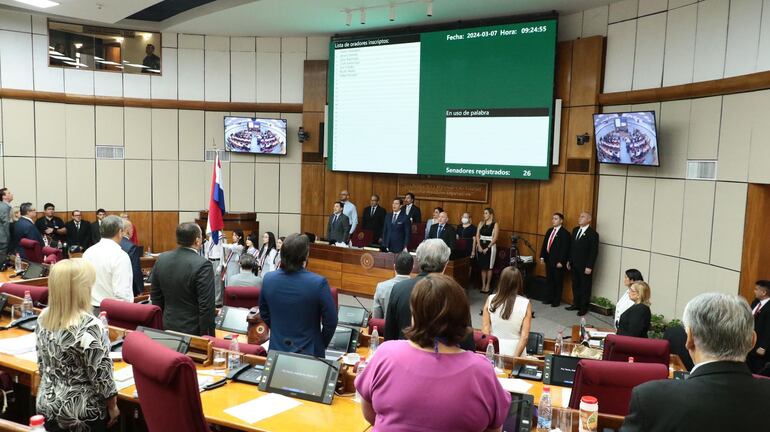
[328,19,558,180]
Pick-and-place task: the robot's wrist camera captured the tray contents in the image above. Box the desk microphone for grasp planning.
[351,296,370,314]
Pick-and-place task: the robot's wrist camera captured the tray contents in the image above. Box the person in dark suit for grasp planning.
[616,281,652,338]
[382,197,411,253]
[326,201,351,244]
[539,213,571,307]
[150,223,215,336]
[65,210,92,251]
[427,211,456,251]
[90,208,106,246]
[567,212,599,316]
[13,202,45,259]
[384,239,475,351]
[36,202,66,246]
[259,234,338,357]
[403,192,421,223]
[747,280,770,374]
[120,220,144,297]
[361,194,386,242]
[622,293,770,431]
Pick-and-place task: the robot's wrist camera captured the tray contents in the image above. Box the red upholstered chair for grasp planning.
[368,318,385,334]
[0,283,48,306]
[407,222,426,251]
[42,246,62,264]
[99,298,162,331]
[603,334,670,366]
[122,331,211,432]
[350,228,374,248]
[223,286,261,309]
[19,239,43,263]
[202,336,267,357]
[568,359,669,416]
[473,330,500,354]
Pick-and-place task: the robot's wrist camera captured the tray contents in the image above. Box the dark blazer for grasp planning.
[617,303,651,338]
[361,205,386,241]
[404,204,421,223]
[120,237,144,296]
[150,247,216,336]
[621,361,770,432]
[382,211,411,252]
[385,272,475,351]
[326,213,350,244]
[91,220,102,245]
[13,217,45,258]
[748,299,770,373]
[539,226,570,266]
[65,219,92,250]
[427,223,456,250]
[569,226,599,269]
[259,269,338,358]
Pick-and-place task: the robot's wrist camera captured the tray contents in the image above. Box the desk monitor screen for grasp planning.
[224,116,287,155]
[544,354,581,387]
[260,351,339,404]
[502,392,534,432]
[337,305,367,328]
[328,326,354,354]
[136,326,191,354]
[217,306,250,334]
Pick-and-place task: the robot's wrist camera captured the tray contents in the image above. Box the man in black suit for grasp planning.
[91,208,106,246]
[65,210,92,251]
[150,223,216,336]
[540,212,571,307]
[622,293,770,431]
[403,192,421,223]
[427,211,456,250]
[567,211,599,316]
[361,194,386,243]
[747,280,770,374]
[382,197,411,253]
[120,219,144,297]
[326,201,351,244]
[13,202,45,259]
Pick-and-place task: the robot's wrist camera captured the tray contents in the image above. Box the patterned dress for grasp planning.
[36,312,116,431]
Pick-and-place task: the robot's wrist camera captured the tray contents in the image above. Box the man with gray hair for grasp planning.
[384,239,474,350]
[622,293,770,431]
[83,215,134,314]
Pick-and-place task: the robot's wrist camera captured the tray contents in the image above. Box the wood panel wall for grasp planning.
[300,36,605,301]
[739,184,770,301]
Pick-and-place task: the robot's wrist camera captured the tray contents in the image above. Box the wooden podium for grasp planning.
[195,211,259,238]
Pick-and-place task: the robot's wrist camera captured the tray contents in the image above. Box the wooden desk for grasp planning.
[307,243,470,297]
[0,318,39,395]
[0,268,47,286]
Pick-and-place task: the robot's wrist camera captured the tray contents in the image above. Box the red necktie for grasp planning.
[755,303,764,317]
[547,227,558,253]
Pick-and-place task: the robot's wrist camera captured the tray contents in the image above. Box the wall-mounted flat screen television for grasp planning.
[224,116,287,155]
[593,111,659,166]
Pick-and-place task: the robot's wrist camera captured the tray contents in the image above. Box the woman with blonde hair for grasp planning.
[616,281,652,338]
[36,259,119,431]
[482,266,532,357]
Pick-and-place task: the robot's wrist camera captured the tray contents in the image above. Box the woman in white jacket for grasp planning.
[256,231,278,276]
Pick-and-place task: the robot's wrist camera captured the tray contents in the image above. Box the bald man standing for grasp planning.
[339,190,358,234]
[567,212,599,316]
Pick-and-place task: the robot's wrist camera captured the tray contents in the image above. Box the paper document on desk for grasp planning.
[587,329,614,339]
[497,377,533,394]
[16,351,37,363]
[224,393,302,424]
[0,333,36,355]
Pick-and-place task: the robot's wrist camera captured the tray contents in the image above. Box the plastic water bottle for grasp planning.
[99,312,110,347]
[485,340,495,365]
[580,317,588,343]
[537,386,553,430]
[21,291,34,318]
[228,334,241,370]
[555,330,563,355]
[353,357,368,402]
[369,326,379,355]
[14,253,22,273]
[29,415,46,431]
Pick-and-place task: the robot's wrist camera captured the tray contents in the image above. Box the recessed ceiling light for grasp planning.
[50,54,74,61]
[74,43,82,49]
[96,60,120,66]
[14,0,59,8]
[48,50,63,56]
[146,69,161,73]
[125,63,149,68]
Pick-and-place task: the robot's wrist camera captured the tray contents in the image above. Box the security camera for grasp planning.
[298,127,310,143]
[576,133,590,145]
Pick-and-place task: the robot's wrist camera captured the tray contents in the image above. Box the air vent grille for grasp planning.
[686,160,717,180]
[95,146,124,160]
[205,150,230,162]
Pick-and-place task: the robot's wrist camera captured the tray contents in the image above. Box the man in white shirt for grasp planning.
[83,215,133,313]
[339,190,358,234]
[372,251,413,319]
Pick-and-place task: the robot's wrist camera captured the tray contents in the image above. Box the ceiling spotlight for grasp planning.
[426,0,433,17]
[141,33,152,40]
[345,10,352,26]
[389,5,396,22]
[74,43,82,49]
[115,37,124,43]
[14,0,59,8]
[360,8,366,25]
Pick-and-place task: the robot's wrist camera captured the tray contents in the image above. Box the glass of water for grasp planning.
[552,408,574,432]
[213,350,227,371]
